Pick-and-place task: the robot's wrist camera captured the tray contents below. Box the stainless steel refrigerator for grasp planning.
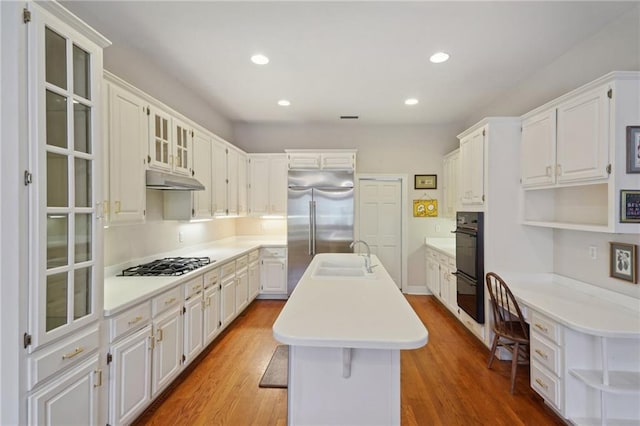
[287,170,354,294]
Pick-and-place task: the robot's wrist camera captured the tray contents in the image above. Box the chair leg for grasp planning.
[487,334,499,369]
[510,343,519,394]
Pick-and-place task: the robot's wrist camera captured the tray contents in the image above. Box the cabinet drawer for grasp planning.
[184,275,204,300]
[236,255,249,271]
[204,268,220,289]
[262,247,286,258]
[531,311,562,344]
[531,362,561,409]
[28,324,100,390]
[110,303,151,342]
[220,261,236,278]
[152,287,182,316]
[248,250,259,263]
[426,249,438,260]
[531,334,561,376]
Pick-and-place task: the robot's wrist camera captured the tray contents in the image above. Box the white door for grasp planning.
[357,178,402,288]
[183,293,203,365]
[151,305,183,396]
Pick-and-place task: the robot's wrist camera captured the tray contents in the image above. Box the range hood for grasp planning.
[145,170,205,191]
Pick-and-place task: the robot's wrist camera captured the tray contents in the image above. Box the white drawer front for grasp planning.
[531,334,561,376]
[110,303,151,342]
[204,268,220,289]
[152,287,182,316]
[221,261,236,278]
[236,255,249,271]
[248,250,259,263]
[531,362,561,410]
[426,248,438,260]
[531,311,562,344]
[184,276,204,299]
[262,247,286,258]
[28,324,100,390]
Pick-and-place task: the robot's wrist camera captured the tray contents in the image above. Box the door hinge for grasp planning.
[147,155,151,164]
[218,320,222,327]
[192,208,195,216]
[606,164,612,174]
[24,170,33,186]
[607,88,613,99]
[147,107,150,116]
[106,353,113,365]
[23,333,32,348]
[23,8,31,23]
[482,194,485,202]
[182,354,186,363]
[482,129,486,137]
[225,148,228,154]
[182,306,186,315]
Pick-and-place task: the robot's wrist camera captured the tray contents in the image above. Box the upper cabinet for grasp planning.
[248,154,287,217]
[459,128,485,206]
[286,149,356,171]
[442,149,460,218]
[104,76,147,225]
[521,84,610,188]
[192,128,213,219]
[520,72,640,233]
[147,106,193,176]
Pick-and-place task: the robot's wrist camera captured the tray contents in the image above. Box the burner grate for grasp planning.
[121,257,212,277]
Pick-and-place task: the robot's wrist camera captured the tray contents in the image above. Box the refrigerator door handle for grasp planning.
[308,200,313,255]
[311,200,317,255]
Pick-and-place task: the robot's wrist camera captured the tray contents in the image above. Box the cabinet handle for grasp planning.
[156,329,164,342]
[192,284,201,292]
[165,297,176,305]
[534,349,548,360]
[62,347,84,360]
[534,323,549,333]
[115,201,121,214]
[94,370,103,388]
[128,316,143,326]
[535,378,549,391]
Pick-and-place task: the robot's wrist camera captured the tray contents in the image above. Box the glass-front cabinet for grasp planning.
[28,2,108,351]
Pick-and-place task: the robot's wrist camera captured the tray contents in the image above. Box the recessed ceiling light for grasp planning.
[278,99,291,107]
[251,54,269,65]
[404,98,419,106]
[429,52,450,64]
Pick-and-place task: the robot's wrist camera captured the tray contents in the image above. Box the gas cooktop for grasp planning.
[120,257,213,277]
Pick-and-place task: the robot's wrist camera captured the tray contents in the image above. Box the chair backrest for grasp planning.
[485,272,529,339]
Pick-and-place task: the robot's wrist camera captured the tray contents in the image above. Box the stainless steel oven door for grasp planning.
[454,229,477,279]
[455,271,484,324]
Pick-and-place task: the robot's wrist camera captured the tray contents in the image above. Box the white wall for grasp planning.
[104,190,236,268]
[233,123,459,286]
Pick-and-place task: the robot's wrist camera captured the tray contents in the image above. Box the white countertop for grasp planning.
[498,272,640,338]
[104,236,285,316]
[424,237,456,258]
[272,253,429,350]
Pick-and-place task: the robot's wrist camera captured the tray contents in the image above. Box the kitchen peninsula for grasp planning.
[273,253,428,425]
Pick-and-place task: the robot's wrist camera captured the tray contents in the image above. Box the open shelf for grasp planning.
[569,369,640,395]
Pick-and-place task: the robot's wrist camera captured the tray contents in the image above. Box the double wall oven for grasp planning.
[453,212,484,324]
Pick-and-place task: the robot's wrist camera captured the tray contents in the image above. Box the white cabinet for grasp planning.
[212,139,228,216]
[151,300,183,396]
[105,78,147,224]
[108,325,152,426]
[529,311,563,413]
[183,277,204,366]
[192,129,213,219]
[220,262,237,326]
[203,276,221,346]
[459,127,485,206]
[442,149,460,218]
[248,154,287,216]
[425,254,440,297]
[212,139,247,217]
[520,72,640,233]
[248,250,260,301]
[147,106,193,176]
[285,149,356,171]
[260,247,287,295]
[238,152,248,216]
[235,256,249,313]
[227,148,239,216]
[425,248,457,314]
[28,354,101,426]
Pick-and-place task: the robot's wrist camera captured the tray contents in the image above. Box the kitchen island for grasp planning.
[273,253,428,425]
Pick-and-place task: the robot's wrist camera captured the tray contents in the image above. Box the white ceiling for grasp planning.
[63,1,635,125]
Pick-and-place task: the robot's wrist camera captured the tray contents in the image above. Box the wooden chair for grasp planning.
[485,272,530,394]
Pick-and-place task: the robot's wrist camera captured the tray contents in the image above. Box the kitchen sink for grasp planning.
[312,254,378,280]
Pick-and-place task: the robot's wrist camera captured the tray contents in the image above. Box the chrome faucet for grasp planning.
[350,240,373,273]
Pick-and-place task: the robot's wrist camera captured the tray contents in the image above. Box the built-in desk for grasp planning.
[498,272,640,425]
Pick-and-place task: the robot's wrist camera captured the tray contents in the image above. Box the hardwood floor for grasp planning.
[134,296,565,426]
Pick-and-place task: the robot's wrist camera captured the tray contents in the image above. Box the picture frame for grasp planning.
[627,126,640,173]
[609,242,637,284]
[414,174,437,189]
[620,189,640,223]
[413,199,438,217]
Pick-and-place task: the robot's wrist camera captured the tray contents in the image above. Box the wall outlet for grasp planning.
[589,246,597,260]
[178,231,184,243]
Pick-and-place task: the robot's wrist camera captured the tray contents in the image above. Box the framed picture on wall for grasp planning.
[609,242,637,284]
[620,189,640,223]
[627,126,640,173]
[414,174,437,189]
